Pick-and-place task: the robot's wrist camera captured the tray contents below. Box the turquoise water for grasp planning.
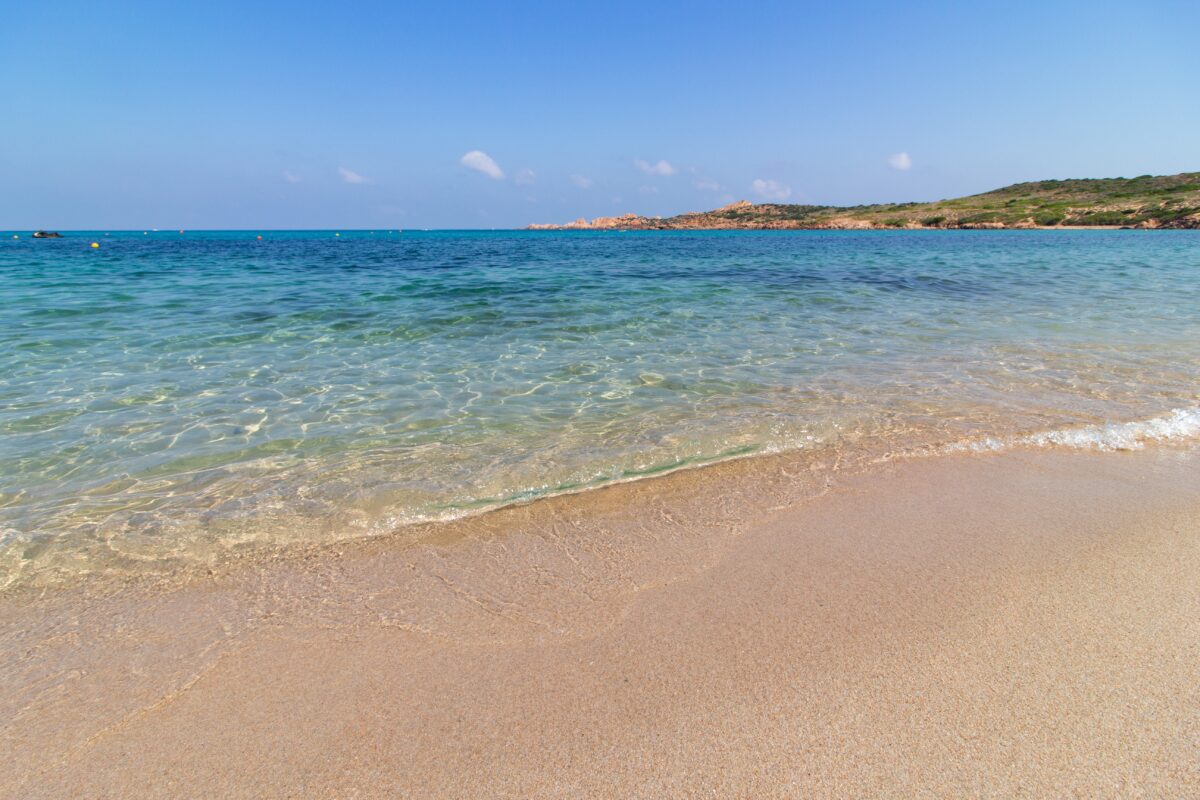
[2,230,1199,583]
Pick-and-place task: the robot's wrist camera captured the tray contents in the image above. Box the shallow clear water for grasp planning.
[2,229,1199,583]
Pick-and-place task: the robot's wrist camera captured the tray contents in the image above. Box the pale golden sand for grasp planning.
[2,446,1198,797]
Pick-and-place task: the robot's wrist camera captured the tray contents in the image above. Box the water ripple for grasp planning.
[1,229,1199,583]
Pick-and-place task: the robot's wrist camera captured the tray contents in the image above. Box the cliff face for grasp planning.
[528,173,1200,230]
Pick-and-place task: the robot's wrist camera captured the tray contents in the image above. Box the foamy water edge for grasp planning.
[943,407,1200,454]
[4,407,1200,591]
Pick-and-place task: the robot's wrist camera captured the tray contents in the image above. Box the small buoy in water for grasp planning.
[144,231,148,235]
[90,242,100,249]
[179,230,185,234]
[11,235,17,239]
[335,232,340,237]
[257,235,263,240]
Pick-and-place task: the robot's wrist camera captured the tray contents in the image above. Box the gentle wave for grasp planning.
[3,406,1199,591]
[946,407,1200,454]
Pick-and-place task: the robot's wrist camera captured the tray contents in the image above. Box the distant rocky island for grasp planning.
[529,172,1200,230]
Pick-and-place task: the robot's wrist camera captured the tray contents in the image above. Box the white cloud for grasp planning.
[635,158,677,176]
[339,167,369,184]
[888,152,913,171]
[283,171,302,184]
[460,150,505,180]
[694,178,720,192]
[569,174,593,189]
[751,178,792,201]
[514,168,536,185]
[638,185,659,194]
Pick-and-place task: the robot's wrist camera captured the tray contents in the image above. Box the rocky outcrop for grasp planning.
[528,213,656,230]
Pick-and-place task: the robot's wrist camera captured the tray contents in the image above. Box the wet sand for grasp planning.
[2,446,1199,798]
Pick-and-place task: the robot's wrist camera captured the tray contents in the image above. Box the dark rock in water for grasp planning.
[32,231,63,238]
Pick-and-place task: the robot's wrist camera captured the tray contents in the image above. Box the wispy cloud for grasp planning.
[888,152,913,171]
[283,171,302,184]
[635,159,677,177]
[751,178,792,201]
[460,150,505,180]
[694,178,720,192]
[514,168,536,185]
[570,174,593,189]
[339,167,369,184]
[638,185,659,194]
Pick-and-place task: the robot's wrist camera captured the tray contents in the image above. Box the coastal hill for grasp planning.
[529,172,1200,230]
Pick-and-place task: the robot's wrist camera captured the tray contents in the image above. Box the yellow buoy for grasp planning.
[335,232,340,237]
[91,242,100,249]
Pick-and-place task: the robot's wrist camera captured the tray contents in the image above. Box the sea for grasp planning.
[2,229,1198,586]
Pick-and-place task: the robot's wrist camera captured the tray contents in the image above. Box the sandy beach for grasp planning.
[6,1,1198,796]
[2,444,1197,798]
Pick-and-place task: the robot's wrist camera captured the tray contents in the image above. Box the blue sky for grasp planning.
[2,0,1197,229]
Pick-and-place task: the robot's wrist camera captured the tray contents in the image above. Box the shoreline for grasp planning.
[2,443,1198,796]
[5,404,1199,596]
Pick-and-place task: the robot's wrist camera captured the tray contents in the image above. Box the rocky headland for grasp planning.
[529,173,1200,230]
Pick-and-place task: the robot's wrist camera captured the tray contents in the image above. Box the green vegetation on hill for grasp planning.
[531,172,1200,230]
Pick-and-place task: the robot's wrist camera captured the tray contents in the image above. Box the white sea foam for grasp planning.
[949,407,1200,454]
